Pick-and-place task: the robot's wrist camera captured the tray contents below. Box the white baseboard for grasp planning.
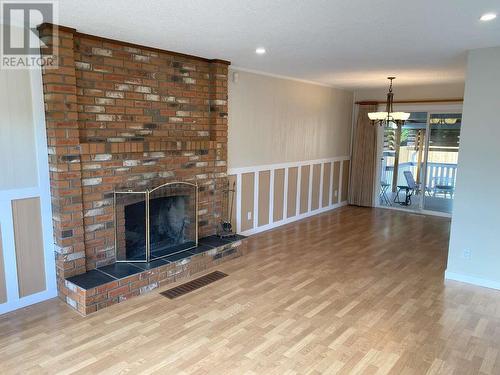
[445,270,500,291]
[0,289,58,315]
[240,201,348,237]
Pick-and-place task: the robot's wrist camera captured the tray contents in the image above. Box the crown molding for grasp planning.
[230,66,347,89]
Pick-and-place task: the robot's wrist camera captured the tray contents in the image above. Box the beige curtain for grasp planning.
[348,104,378,207]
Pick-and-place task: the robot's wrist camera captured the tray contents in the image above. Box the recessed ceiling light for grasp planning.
[255,47,266,55]
[480,13,497,21]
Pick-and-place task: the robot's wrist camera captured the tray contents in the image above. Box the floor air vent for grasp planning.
[160,271,228,299]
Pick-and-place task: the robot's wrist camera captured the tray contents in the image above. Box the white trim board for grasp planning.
[445,271,500,291]
[0,289,57,315]
[228,156,350,175]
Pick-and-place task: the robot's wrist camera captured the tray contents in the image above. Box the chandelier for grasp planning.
[368,77,410,126]
[429,117,458,125]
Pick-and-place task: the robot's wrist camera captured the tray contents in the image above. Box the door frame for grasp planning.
[373,103,462,218]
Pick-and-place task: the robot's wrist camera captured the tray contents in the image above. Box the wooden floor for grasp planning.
[2,206,500,375]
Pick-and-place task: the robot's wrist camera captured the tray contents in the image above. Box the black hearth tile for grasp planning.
[126,252,148,261]
[97,263,143,279]
[130,259,169,270]
[163,251,194,262]
[66,270,116,290]
[198,235,232,247]
[149,250,169,260]
[188,244,214,255]
[150,241,197,259]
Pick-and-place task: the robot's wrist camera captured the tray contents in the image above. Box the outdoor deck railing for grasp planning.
[383,162,458,191]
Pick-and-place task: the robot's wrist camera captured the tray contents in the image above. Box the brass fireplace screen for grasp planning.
[114,182,198,262]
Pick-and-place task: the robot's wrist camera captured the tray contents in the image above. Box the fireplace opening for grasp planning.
[114,182,198,262]
[123,198,147,260]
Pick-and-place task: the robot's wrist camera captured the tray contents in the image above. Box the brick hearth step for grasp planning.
[63,235,247,315]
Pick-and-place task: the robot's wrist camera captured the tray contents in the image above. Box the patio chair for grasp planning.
[380,181,391,206]
[431,176,455,198]
[394,171,418,206]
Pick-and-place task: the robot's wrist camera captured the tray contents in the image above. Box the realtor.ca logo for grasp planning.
[1,0,58,69]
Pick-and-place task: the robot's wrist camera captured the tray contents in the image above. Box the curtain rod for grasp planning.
[356,98,463,105]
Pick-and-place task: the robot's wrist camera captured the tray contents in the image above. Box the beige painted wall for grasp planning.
[228,70,353,168]
[446,47,500,288]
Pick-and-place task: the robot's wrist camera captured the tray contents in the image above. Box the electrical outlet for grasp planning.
[334,190,338,197]
[247,211,252,221]
[462,249,472,260]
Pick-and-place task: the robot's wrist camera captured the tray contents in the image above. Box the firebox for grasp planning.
[114,182,198,262]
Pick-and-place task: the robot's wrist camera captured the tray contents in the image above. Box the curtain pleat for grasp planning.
[348,104,378,207]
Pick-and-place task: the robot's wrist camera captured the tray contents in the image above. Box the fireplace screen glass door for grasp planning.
[114,182,197,262]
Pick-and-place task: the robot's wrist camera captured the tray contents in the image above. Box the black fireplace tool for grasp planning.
[218,180,236,238]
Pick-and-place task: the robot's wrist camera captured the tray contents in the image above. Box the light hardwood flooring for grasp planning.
[2,206,500,374]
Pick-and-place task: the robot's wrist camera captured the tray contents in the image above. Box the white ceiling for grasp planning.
[58,0,500,89]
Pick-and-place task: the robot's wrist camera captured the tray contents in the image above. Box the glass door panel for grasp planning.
[423,113,462,214]
[379,112,427,210]
[379,126,396,206]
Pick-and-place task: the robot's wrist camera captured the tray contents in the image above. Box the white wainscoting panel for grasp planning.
[0,64,56,315]
[228,156,350,236]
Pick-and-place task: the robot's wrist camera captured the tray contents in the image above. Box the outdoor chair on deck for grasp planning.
[394,171,419,206]
[431,176,455,198]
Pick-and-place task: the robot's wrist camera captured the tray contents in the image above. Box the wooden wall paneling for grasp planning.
[332,161,341,204]
[300,165,310,214]
[240,173,255,232]
[11,197,46,298]
[322,162,332,207]
[311,164,321,210]
[341,160,350,202]
[273,169,285,222]
[258,171,270,227]
[287,167,298,218]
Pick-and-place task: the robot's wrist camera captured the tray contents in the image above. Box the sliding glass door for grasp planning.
[376,106,462,216]
[422,113,462,214]
[378,112,427,209]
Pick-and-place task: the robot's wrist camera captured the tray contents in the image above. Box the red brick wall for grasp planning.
[39,25,229,287]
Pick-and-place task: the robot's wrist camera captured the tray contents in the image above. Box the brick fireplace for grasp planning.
[38,24,246,314]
